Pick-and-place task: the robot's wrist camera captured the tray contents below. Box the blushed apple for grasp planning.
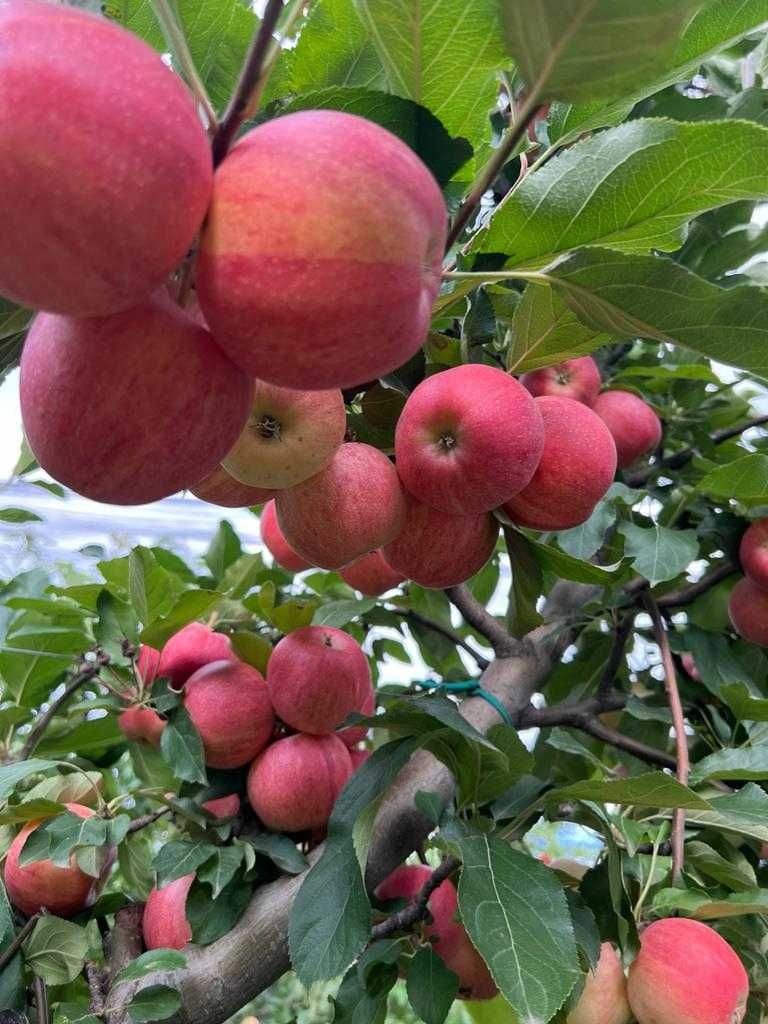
[340,550,405,596]
[395,364,544,514]
[520,356,601,406]
[338,678,376,748]
[201,794,241,819]
[568,943,631,1024]
[158,622,238,688]
[142,874,194,950]
[729,576,768,646]
[592,390,662,469]
[260,500,312,572]
[118,706,165,747]
[197,111,447,389]
[738,517,768,590]
[20,292,251,505]
[192,464,276,508]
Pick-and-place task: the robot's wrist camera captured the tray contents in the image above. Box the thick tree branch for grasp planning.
[111,581,598,1023]
[445,583,517,657]
[105,905,145,1024]
[85,961,107,1019]
[625,414,768,487]
[643,595,689,884]
[388,606,490,669]
[371,856,460,940]
[20,653,109,760]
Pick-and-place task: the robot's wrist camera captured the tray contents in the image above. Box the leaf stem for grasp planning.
[150,0,217,128]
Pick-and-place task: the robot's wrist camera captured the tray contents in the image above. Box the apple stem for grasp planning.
[212,0,288,167]
[150,0,217,128]
[642,594,689,885]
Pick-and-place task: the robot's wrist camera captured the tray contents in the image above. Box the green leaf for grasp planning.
[0,507,42,523]
[684,840,756,893]
[471,725,534,806]
[115,950,186,985]
[353,0,507,151]
[504,528,543,636]
[558,501,618,562]
[204,521,242,583]
[185,874,251,945]
[229,632,272,674]
[618,523,699,587]
[118,830,155,902]
[698,455,768,506]
[507,284,611,373]
[313,598,377,628]
[35,715,123,759]
[220,553,265,600]
[0,627,90,707]
[690,746,768,784]
[283,87,472,186]
[451,828,580,1022]
[127,984,182,1023]
[500,0,699,103]
[483,120,768,267]
[651,886,768,920]
[0,760,58,801]
[128,547,175,627]
[19,811,108,869]
[197,845,243,899]
[242,831,308,875]
[566,890,601,971]
[536,247,768,381]
[0,877,24,1011]
[140,590,221,649]
[675,783,768,844]
[526,532,628,584]
[406,947,459,1024]
[23,916,88,985]
[153,841,218,888]
[555,773,711,810]
[160,707,207,785]
[721,683,768,722]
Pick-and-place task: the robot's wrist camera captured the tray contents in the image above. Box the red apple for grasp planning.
[340,549,404,596]
[196,111,447,390]
[191,465,276,508]
[739,518,768,590]
[222,380,346,489]
[382,495,498,589]
[502,396,617,531]
[627,918,748,1024]
[136,645,160,688]
[338,678,376,748]
[20,292,251,505]
[520,356,601,406]
[267,625,370,735]
[184,660,274,769]
[568,943,631,1024]
[276,443,407,569]
[118,706,166,748]
[142,874,194,950]
[261,499,312,572]
[395,364,544,514]
[201,794,241,819]
[376,865,497,1000]
[0,1,211,316]
[681,653,701,681]
[729,576,768,646]
[592,390,662,470]
[158,623,238,688]
[247,733,353,832]
[4,803,97,917]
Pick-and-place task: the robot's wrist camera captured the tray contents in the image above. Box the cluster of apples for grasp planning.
[729,518,768,646]
[373,865,748,1020]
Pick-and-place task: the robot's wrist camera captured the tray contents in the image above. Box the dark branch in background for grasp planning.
[387,606,490,670]
[127,807,171,834]
[578,715,676,771]
[33,977,49,1024]
[643,595,689,884]
[0,914,39,974]
[445,584,519,657]
[19,651,109,760]
[371,856,461,940]
[445,88,542,250]
[655,562,736,608]
[625,413,768,487]
[597,611,636,699]
[211,0,285,166]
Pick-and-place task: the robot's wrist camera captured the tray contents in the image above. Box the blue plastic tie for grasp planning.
[420,679,513,727]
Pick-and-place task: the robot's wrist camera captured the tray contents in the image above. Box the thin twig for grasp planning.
[0,914,40,974]
[445,87,543,250]
[387,607,490,670]
[212,0,286,166]
[445,584,517,657]
[642,595,689,884]
[597,612,636,699]
[579,716,677,771]
[150,0,217,127]
[372,856,461,940]
[34,976,49,1024]
[20,653,109,760]
[655,563,736,608]
[127,807,171,834]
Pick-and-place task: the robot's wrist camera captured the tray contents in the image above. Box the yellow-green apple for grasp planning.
[340,550,404,595]
[196,110,447,389]
[520,356,601,406]
[261,499,312,572]
[395,364,544,514]
[739,518,768,590]
[247,733,353,832]
[4,803,98,917]
[192,464,275,508]
[184,659,274,769]
[276,443,406,569]
[627,918,748,1024]
[376,865,497,1000]
[592,390,662,469]
[338,678,376,748]
[222,380,346,488]
[267,625,370,734]
[0,1,211,316]
[20,292,251,505]
[201,794,241,819]
[568,943,631,1024]
[382,495,498,589]
[729,576,768,646]
[142,874,193,950]
[502,396,617,530]
[158,622,238,688]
